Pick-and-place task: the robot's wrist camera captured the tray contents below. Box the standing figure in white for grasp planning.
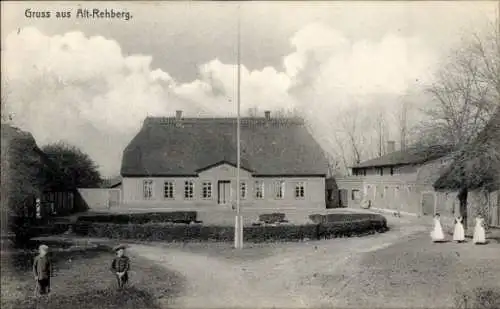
[473,215,486,244]
[453,216,465,243]
[431,213,445,242]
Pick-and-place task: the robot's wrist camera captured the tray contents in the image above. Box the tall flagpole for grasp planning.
[234,4,243,249]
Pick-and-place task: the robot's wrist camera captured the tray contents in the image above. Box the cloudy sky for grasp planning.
[1,1,498,177]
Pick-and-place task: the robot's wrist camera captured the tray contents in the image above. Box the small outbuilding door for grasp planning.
[421,192,435,216]
[218,180,231,205]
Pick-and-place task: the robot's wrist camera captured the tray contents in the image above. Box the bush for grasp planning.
[258,213,286,224]
[244,224,318,242]
[312,213,388,237]
[74,213,388,243]
[77,211,198,225]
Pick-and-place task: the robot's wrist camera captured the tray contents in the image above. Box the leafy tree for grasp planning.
[41,142,102,190]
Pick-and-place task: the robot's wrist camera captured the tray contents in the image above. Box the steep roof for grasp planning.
[353,144,454,169]
[121,116,329,177]
[434,107,500,191]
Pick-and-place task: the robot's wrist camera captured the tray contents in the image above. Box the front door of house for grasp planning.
[218,180,231,205]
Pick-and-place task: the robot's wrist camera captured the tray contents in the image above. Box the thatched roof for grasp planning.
[434,108,500,191]
[121,116,329,177]
[353,144,454,169]
[1,124,47,215]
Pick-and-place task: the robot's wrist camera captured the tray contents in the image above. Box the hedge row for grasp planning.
[309,213,386,224]
[77,211,198,224]
[258,213,287,224]
[74,214,388,242]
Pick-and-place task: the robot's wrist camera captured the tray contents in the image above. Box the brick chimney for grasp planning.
[264,110,271,120]
[387,140,396,154]
[175,110,182,120]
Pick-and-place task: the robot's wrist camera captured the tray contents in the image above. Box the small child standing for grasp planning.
[111,245,130,289]
[33,244,51,296]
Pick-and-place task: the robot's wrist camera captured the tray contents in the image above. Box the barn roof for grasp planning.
[120,115,329,177]
[352,144,454,169]
[434,108,500,191]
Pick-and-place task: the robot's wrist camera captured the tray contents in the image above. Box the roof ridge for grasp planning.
[143,116,305,126]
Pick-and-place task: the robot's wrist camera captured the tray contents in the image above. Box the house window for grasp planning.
[390,167,394,176]
[352,189,360,201]
[353,169,358,176]
[163,181,174,199]
[240,181,247,199]
[184,180,194,199]
[202,181,212,199]
[379,168,384,176]
[275,180,285,199]
[295,182,305,199]
[363,169,367,176]
[255,181,264,199]
[143,180,154,200]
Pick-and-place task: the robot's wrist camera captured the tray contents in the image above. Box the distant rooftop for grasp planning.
[353,144,455,169]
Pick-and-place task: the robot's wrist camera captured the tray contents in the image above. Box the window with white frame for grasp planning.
[275,180,285,199]
[202,181,212,199]
[143,180,154,200]
[254,180,264,199]
[240,181,247,199]
[295,182,305,199]
[163,181,174,199]
[184,180,194,199]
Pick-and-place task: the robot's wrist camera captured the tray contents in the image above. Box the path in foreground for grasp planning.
[129,218,429,308]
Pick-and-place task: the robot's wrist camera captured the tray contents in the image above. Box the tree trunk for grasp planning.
[458,188,468,230]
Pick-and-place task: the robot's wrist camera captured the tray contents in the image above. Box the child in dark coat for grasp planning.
[33,244,51,295]
[111,245,130,289]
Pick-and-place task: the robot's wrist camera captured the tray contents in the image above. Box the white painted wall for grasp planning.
[121,163,326,210]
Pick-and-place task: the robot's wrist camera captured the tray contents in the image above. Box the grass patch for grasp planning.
[1,243,184,309]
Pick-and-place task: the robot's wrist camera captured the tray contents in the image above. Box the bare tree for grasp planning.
[397,97,411,151]
[418,25,499,149]
[421,24,500,228]
[373,111,388,156]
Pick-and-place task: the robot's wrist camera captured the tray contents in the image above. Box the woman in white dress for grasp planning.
[453,216,465,243]
[431,213,445,242]
[473,215,486,244]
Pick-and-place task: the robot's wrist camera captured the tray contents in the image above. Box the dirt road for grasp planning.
[128,218,429,308]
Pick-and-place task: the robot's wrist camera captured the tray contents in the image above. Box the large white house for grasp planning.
[119,111,329,211]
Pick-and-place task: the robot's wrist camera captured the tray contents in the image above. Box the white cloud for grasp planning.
[2,24,437,176]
